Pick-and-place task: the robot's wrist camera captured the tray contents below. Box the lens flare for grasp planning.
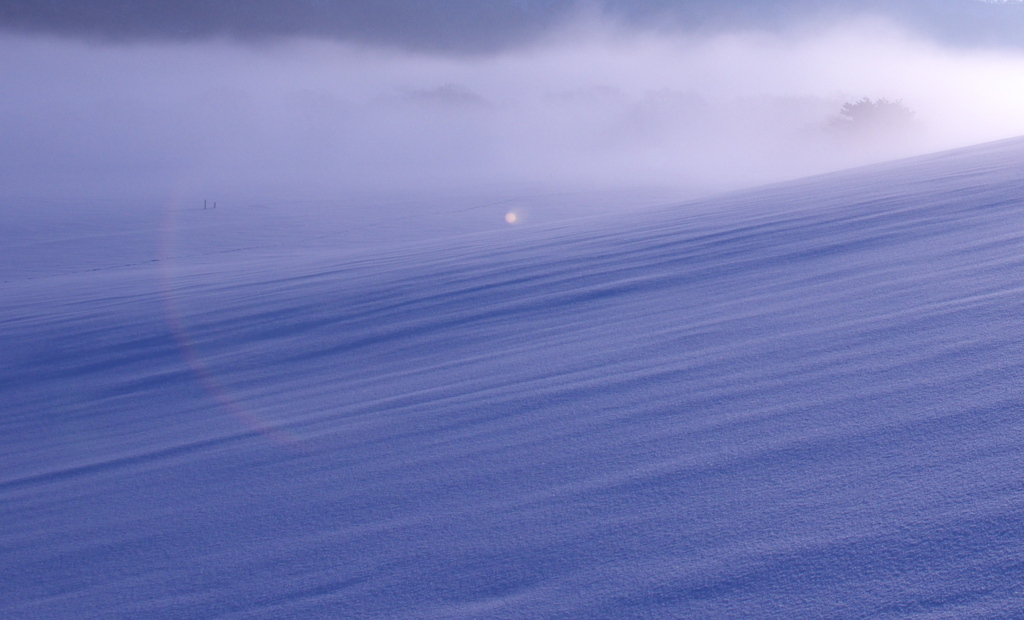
[157,194,302,450]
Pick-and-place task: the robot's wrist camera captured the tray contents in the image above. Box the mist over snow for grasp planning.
[9,5,1024,619]
[3,15,1024,203]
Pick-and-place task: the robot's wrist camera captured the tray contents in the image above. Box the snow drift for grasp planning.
[4,137,1024,618]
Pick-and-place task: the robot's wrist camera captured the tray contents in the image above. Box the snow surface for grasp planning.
[4,139,1024,618]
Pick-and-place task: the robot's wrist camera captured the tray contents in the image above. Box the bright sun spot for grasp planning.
[505,212,518,224]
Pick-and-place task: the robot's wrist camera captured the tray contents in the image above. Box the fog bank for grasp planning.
[4,18,1024,202]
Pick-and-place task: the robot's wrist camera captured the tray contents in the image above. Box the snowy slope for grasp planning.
[4,138,1024,618]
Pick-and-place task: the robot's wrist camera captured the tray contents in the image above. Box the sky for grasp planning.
[4,1,1024,201]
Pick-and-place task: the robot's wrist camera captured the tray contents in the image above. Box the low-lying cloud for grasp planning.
[4,16,1024,202]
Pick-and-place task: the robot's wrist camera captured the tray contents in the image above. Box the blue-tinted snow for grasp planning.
[3,139,1024,618]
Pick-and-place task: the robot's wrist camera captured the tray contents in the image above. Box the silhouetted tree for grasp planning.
[830,97,914,134]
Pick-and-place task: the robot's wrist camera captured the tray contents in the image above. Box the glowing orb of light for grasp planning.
[505,212,518,224]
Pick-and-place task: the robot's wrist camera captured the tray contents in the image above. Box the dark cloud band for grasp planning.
[1,1,1023,52]
[0,0,575,52]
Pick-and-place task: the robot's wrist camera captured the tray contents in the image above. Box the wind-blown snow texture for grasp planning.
[4,139,1024,618]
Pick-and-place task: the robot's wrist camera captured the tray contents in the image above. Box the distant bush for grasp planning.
[829,97,914,135]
